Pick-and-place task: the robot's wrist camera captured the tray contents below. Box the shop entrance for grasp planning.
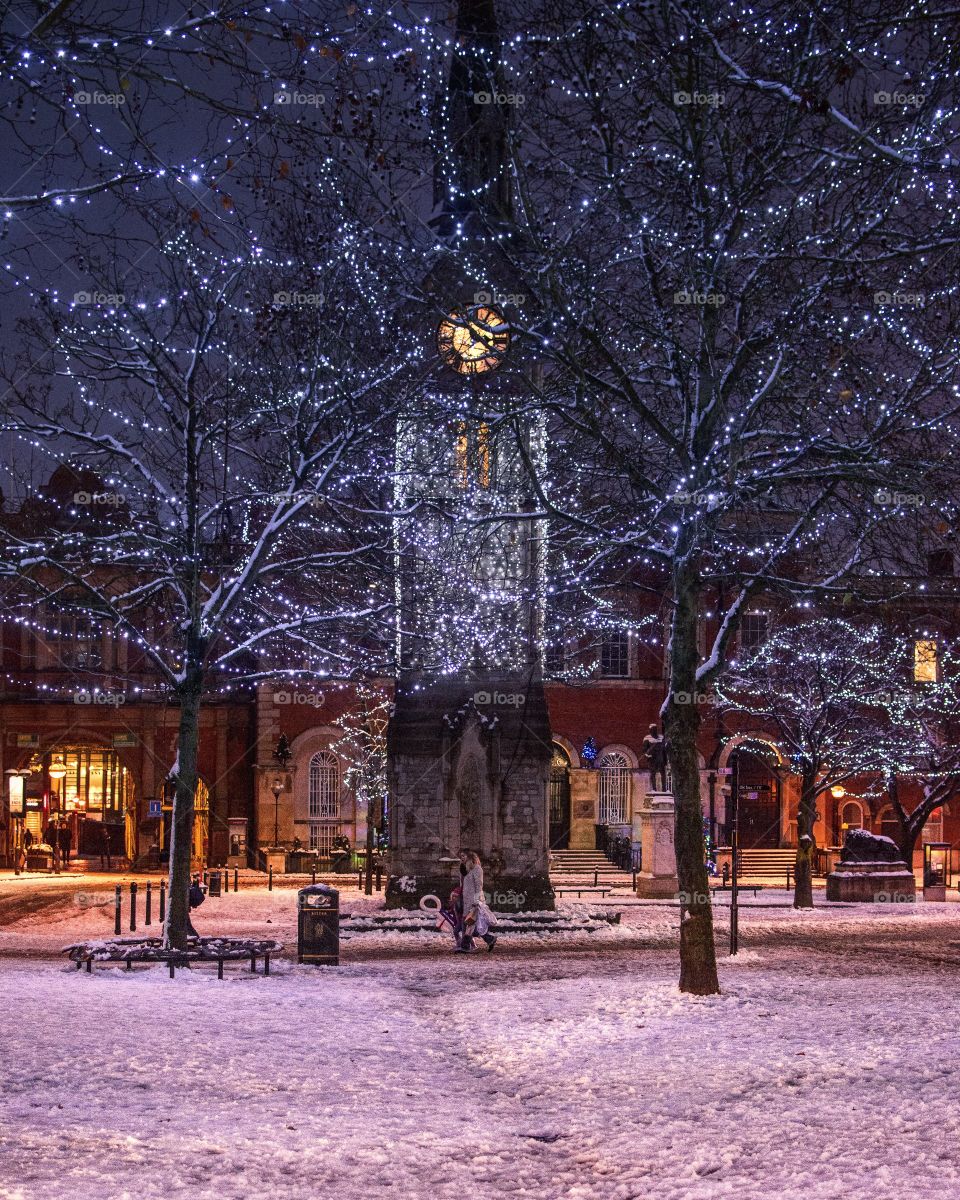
[23,747,135,864]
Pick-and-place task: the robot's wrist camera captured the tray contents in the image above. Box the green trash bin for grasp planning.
[298,883,339,966]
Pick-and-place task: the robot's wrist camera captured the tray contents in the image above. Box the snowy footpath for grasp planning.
[1,887,960,1199]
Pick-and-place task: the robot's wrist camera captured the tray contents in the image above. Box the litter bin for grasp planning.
[298,883,339,965]
[207,870,222,897]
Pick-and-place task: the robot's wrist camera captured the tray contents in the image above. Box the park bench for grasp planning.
[63,936,283,979]
[554,886,613,899]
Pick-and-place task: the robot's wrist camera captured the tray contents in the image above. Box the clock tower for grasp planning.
[386,0,554,912]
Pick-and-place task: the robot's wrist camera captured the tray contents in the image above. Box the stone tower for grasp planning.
[386,0,553,911]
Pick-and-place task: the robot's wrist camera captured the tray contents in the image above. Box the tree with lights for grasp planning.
[875,640,960,868]
[332,681,391,896]
[718,620,899,907]
[0,220,401,948]
[398,0,960,991]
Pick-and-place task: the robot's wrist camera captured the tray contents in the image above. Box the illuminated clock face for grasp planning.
[437,305,510,376]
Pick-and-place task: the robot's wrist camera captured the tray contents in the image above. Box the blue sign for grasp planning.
[148,799,162,817]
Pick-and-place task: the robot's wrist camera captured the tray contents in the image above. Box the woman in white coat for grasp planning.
[458,850,497,952]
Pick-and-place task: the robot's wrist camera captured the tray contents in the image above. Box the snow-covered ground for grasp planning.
[2,883,960,1199]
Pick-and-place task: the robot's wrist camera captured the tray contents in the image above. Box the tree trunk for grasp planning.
[666,580,720,995]
[164,671,202,950]
[793,773,817,909]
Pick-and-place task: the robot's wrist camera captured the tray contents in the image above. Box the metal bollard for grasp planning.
[130,881,137,932]
[114,885,122,935]
[202,870,208,886]
[159,880,166,923]
[312,866,317,885]
[234,868,238,893]
[222,869,228,896]
[268,865,273,891]
[594,869,598,887]
[375,863,382,892]
[145,881,152,926]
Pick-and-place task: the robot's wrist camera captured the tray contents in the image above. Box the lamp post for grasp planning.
[271,776,283,848]
[47,754,68,874]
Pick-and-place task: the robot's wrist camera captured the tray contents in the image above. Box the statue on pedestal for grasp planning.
[642,724,669,792]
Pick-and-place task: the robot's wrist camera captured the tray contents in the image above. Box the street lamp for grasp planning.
[271,776,283,848]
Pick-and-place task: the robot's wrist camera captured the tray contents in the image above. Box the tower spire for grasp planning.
[433,0,512,234]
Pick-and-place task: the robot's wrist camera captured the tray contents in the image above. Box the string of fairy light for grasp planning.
[0,2,958,715]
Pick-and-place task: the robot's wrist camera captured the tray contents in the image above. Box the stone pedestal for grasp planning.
[568,768,597,850]
[635,792,678,899]
[924,884,947,902]
[263,847,287,875]
[826,861,916,903]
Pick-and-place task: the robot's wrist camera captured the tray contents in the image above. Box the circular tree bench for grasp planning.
[63,937,284,979]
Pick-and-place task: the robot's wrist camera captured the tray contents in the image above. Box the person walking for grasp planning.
[58,819,72,867]
[43,819,59,869]
[457,850,497,953]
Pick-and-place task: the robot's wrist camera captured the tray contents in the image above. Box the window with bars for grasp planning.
[598,752,631,824]
[308,822,341,853]
[52,612,104,670]
[740,612,769,652]
[599,630,630,678]
[308,750,340,819]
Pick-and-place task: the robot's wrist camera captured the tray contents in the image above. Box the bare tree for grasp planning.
[0,225,400,947]
[418,0,960,992]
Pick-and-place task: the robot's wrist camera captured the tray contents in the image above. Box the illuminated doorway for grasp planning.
[38,747,134,862]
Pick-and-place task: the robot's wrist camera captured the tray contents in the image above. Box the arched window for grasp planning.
[598,751,631,824]
[840,800,863,834]
[308,751,341,851]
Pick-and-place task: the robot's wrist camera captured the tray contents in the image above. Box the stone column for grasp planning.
[635,791,679,898]
[568,768,597,849]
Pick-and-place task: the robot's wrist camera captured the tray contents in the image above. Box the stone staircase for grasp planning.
[735,847,796,880]
[549,849,634,888]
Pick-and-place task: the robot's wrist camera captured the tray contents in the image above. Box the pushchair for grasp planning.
[420,887,465,948]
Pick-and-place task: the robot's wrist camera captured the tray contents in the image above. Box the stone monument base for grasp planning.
[635,791,678,900]
[385,870,555,913]
[635,873,679,899]
[826,861,916,903]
